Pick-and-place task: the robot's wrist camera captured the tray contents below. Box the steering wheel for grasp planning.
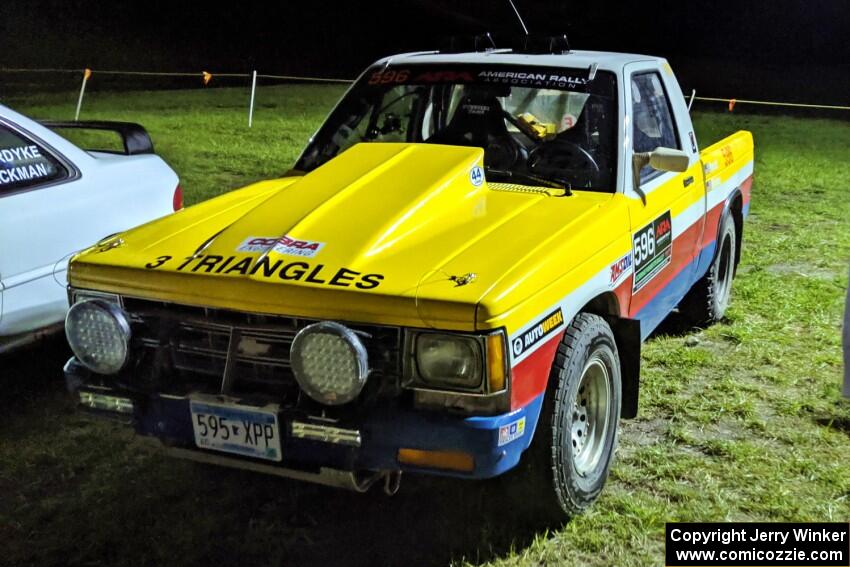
[478,109,557,170]
[528,140,600,174]
[485,136,525,170]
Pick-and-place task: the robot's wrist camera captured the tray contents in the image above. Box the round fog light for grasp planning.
[65,300,131,375]
[290,321,369,405]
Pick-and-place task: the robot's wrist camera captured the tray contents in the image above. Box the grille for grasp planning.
[121,297,402,400]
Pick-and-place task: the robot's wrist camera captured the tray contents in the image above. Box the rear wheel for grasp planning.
[680,212,737,326]
[507,313,621,521]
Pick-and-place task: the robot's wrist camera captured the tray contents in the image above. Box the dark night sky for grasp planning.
[2,1,849,102]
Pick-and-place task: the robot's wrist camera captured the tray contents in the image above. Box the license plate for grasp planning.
[189,400,282,462]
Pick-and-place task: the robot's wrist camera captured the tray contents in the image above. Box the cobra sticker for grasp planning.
[632,210,672,292]
[511,308,564,358]
[237,235,324,258]
[498,417,526,446]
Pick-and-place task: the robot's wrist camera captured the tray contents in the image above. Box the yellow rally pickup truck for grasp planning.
[64,43,753,518]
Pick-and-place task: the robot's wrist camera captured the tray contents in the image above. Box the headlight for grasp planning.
[65,300,131,375]
[290,321,369,405]
[414,333,483,389]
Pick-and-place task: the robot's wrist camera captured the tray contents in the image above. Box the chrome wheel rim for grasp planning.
[571,354,612,475]
[716,231,733,306]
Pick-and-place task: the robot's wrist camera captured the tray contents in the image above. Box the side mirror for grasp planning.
[647,147,690,172]
[632,147,690,195]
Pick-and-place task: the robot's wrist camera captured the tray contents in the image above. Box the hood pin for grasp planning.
[449,273,477,287]
[96,238,124,253]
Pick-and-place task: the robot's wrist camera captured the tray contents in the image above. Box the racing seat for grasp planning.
[427,90,516,167]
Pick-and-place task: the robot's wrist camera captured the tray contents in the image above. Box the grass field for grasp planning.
[1,85,849,567]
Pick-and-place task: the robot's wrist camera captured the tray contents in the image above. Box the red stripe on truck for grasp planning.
[510,329,564,409]
[629,215,703,317]
[740,175,752,205]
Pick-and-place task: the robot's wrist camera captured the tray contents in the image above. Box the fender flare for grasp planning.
[716,187,741,241]
[575,292,642,419]
[715,186,744,270]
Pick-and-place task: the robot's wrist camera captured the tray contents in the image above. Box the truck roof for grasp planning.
[377,49,666,73]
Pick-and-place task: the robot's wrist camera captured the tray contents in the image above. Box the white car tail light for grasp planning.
[173,184,183,211]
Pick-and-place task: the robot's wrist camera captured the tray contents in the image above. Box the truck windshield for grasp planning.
[296,64,618,192]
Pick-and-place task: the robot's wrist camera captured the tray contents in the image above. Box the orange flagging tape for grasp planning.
[0,67,352,83]
[255,73,352,84]
[695,96,850,111]
[2,67,849,109]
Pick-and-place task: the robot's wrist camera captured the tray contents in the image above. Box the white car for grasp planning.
[0,104,181,353]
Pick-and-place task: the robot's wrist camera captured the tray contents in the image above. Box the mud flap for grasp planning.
[610,317,641,418]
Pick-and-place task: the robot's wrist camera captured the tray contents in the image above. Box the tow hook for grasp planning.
[383,471,402,496]
[350,470,402,494]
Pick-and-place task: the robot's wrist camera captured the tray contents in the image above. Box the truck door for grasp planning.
[623,62,706,338]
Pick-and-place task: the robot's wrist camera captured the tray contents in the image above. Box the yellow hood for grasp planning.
[70,143,616,330]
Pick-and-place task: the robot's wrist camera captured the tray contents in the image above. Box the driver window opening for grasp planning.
[631,72,680,182]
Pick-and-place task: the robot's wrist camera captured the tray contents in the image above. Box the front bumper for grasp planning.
[65,357,543,482]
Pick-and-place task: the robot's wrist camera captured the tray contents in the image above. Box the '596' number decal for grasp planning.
[632,211,672,292]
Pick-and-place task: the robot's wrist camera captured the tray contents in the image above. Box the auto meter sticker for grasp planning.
[632,210,673,292]
[498,417,526,446]
[237,235,324,258]
[469,165,484,186]
[609,251,633,287]
[511,308,565,358]
[143,254,384,289]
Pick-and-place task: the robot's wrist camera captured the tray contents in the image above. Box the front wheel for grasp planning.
[507,313,622,521]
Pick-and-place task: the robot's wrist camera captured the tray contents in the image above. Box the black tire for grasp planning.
[504,313,622,522]
[680,212,737,326]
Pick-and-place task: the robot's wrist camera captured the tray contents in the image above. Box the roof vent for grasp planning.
[512,34,570,54]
